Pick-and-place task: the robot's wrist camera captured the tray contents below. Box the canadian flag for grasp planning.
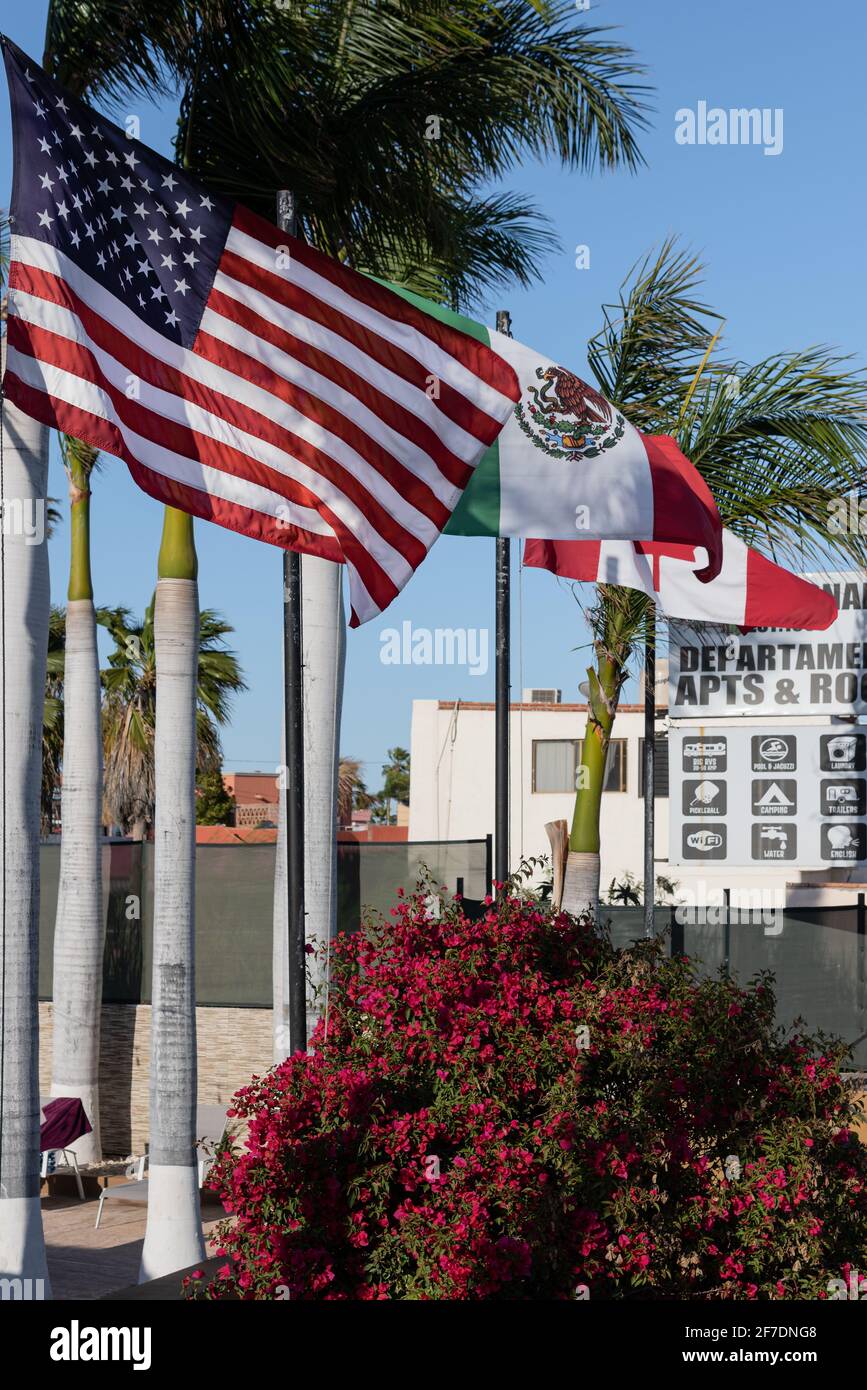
[523,530,838,631]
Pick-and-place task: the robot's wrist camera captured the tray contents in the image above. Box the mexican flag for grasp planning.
[524,532,839,631]
[386,286,724,579]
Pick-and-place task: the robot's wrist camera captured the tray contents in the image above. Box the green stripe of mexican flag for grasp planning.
[378,283,503,535]
[381,280,723,575]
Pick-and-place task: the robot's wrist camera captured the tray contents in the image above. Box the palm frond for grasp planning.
[60,432,101,488]
[172,0,650,300]
[586,237,722,429]
[576,239,867,716]
[680,349,867,567]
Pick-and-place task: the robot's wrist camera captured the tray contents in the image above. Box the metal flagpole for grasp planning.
[643,602,656,938]
[276,190,306,1054]
[494,309,512,890]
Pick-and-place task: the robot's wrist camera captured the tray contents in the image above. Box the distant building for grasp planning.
[346,806,408,841]
[215,772,409,843]
[222,770,279,828]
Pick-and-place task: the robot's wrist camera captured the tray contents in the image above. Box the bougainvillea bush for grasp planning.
[189,888,867,1300]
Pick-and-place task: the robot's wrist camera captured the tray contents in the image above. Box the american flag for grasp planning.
[1,39,519,624]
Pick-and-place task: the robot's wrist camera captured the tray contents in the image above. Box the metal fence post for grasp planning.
[858,892,866,1018]
[670,903,684,958]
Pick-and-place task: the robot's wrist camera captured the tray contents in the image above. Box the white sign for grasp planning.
[668,572,867,718]
[670,725,867,867]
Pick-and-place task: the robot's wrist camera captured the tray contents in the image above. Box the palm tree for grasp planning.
[103,585,245,1275]
[101,600,246,838]
[139,510,203,1278]
[381,746,411,824]
[1,0,174,1284]
[560,241,867,915]
[101,580,245,1278]
[0,0,212,1287]
[0,0,106,1272]
[296,556,346,1047]
[49,438,105,1162]
[0,329,52,1287]
[337,756,368,830]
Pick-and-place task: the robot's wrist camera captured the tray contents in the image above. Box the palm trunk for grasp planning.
[140,509,204,1281]
[50,464,104,1162]
[561,851,602,918]
[562,649,623,920]
[301,555,345,1042]
[0,346,52,1289]
[272,729,289,1064]
[273,555,345,1058]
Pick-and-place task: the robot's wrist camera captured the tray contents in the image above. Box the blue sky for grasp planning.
[2,1,865,792]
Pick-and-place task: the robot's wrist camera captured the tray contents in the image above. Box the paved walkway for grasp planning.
[42,1191,225,1300]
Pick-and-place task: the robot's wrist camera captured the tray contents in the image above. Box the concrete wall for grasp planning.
[39,1002,272,1156]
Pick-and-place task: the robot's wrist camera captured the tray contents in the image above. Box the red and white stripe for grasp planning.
[5,207,519,624]
[524,531,838,630]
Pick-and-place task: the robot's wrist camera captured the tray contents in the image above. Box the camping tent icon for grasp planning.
[756,783,793,808]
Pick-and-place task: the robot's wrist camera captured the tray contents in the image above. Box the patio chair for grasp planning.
[40,1095,86,1202]
[94,1104,229,1229]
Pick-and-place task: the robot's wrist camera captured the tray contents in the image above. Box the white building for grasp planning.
[409,690,864,907]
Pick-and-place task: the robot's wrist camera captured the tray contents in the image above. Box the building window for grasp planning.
[638,735,670,798]
[532,740,576,793]
[600,739,627,793]
[532,739,626,793]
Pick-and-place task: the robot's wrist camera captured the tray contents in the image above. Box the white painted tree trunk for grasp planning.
[561,851,600,920]
[50,599,104,1162]
[139,578,204,1281]
[0,349,52,1290]
[272,729,290,1064]
[273,556,345,1060]
[301,555,345,1043]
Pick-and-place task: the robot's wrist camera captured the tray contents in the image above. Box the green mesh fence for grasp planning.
[39,837,491,1008]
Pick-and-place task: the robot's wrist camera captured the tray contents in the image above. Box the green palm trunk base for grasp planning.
[158,506,198,580]
[67,457,93,603]
[569,658,621,854]
[569,599,633,856]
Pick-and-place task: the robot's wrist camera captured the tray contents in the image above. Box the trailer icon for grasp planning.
[827,784,858,804]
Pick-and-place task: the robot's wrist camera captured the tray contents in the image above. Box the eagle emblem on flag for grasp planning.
[514,365,625,461]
